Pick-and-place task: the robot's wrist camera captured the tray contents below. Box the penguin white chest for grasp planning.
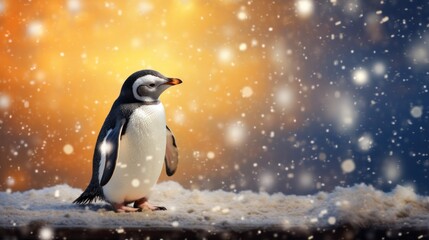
[101,104,166,203]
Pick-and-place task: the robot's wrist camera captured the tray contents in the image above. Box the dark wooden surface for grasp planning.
[1,225,428,240]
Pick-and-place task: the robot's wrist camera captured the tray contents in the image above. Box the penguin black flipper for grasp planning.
[165,126,179,176]
[99,118,126,186]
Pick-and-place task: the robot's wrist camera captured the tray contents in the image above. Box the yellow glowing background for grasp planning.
[0,0,310,192]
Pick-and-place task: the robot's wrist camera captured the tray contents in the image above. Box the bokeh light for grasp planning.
[410,106,423,118]
[352,68,369,86]
[295,0,314,18]
[38,226,54,240]
[341,159,356,174]
[357,133,373,152]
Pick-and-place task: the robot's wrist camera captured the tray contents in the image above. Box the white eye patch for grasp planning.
[132,75,163,101]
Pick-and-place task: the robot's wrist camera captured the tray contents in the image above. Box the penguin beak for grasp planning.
[164,78,182,85]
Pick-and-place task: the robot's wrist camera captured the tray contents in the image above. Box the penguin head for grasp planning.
[119,70,182,104]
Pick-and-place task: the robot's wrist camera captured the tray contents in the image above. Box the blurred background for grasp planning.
[0,0,428,195]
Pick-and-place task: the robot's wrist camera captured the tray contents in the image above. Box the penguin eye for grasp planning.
[148,83,156,88]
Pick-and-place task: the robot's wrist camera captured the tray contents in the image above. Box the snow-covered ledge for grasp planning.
[1,181,429,239]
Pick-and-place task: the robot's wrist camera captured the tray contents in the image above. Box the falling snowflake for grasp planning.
[218,48,233,63]
[67,0,81,13]
[410,106,423,118]
[226,121,246,146]
[352,68,369,86]
[27,21,44,37]
[295,0,314,17]
[63,144,74,155]
[0,93,11,110]
[357,134,373,152]
[131,179,140,187]
[241,86,253,98]
[38,227,54,240]
[341,159,356,174]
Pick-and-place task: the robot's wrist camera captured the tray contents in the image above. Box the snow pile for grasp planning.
[1,182,428,231]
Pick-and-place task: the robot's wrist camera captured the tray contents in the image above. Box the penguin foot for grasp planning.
[150,205,167,211]
[138,204,167,211]
[112,203,141,213]
[134,198,167,211]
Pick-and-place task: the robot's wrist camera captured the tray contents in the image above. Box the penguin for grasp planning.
[73,69,182,212]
